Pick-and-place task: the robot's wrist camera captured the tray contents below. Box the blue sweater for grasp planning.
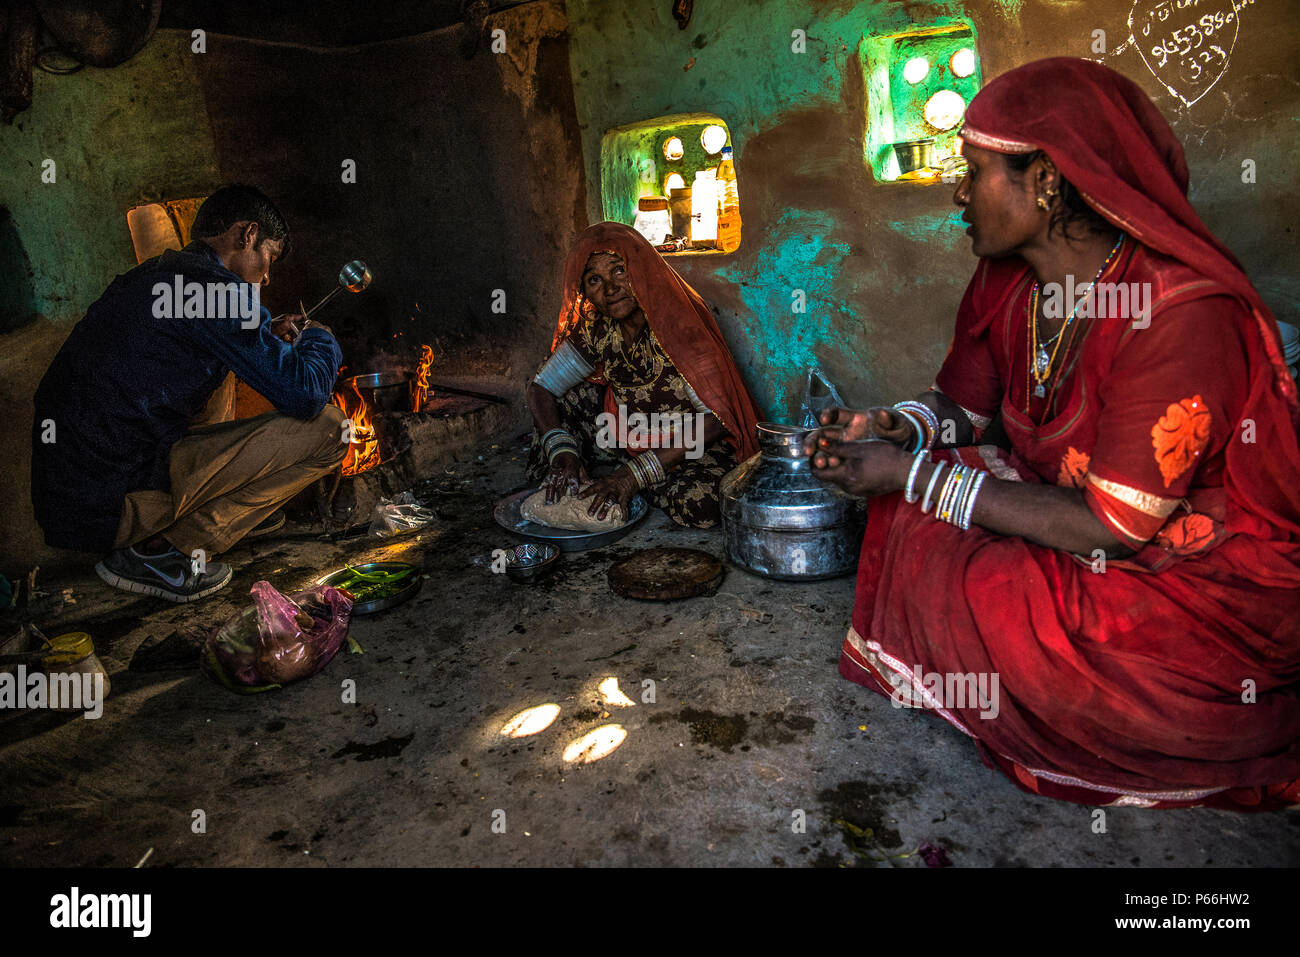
[31,241,342,553]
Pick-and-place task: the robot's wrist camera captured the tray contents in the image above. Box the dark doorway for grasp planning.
[0,207,38,334]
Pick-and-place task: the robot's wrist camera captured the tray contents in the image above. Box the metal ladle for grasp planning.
[303,259,372,320]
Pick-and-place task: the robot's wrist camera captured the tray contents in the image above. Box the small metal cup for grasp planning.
[893,139,936,175]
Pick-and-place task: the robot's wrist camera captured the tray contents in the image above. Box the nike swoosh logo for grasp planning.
[142,562,187,588]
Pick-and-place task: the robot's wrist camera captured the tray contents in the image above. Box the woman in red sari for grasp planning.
[808,58,1300,809]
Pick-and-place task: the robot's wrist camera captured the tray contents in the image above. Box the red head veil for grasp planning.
[961,57,1300,537]
[551,221,760,460]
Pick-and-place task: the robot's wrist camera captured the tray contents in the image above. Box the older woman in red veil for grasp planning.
[808,58,1300,810]
[526,222,759,528]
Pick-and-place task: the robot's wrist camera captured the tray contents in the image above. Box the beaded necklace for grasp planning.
[1028,233,1125,396]
[1024,233,1125,413]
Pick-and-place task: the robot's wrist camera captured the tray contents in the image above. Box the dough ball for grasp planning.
[521,485,627,531]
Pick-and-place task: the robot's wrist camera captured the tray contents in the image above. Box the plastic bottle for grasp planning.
[690,169,718,244]
[715,147,741,253]
[632,196,674,246]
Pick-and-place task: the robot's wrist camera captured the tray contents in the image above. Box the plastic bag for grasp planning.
[798,367,847,429]
[368,491,438,538]
[201,581,354,694]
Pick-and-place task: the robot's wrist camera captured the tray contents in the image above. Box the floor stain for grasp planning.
[680,709,748,752]
[649,708,815,752]
[331,733,415,761]
[232,771,287,789]
[816,779,912,851]
[750,711,816,746]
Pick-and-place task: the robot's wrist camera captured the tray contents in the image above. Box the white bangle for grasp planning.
[920,461,945,514]
[937,465,965,523]
[960,471,987,531]
[903,450,926,504]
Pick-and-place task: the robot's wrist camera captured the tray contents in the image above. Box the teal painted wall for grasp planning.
[566,0,1300,420]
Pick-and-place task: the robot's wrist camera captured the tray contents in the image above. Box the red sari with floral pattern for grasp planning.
[841,238,1300,809]
[836,54,1300,808]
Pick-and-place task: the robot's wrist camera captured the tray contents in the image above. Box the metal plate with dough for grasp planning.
[607,547,725,601]
[494,487,649,552]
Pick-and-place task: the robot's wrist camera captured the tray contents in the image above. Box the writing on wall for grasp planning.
[1127,0,1256,106]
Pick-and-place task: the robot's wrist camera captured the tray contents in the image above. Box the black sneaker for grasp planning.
[244,509,287,540]
[95,546,233,602]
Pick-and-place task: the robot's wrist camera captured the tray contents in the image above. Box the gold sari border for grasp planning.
[843,631,1225,804]
[1086,473,1180,518]
[958,124,1037,154]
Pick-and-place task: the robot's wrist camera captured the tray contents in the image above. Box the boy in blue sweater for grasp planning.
[32,185,346,602]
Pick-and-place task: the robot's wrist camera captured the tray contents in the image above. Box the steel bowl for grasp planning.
[502,543,560,583]
[342,372,414,413]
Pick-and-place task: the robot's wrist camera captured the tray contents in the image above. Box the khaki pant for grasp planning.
[113,392,347,557]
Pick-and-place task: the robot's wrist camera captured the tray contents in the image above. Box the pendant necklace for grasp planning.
[1029,233,1125,398]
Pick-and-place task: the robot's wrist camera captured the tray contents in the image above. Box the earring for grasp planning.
[1036,196,1049,211]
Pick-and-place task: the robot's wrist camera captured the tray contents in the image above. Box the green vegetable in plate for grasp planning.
[333,565,415,602]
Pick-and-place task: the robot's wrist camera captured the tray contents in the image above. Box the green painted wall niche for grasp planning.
[861,19,982,182]
[599,111,734,229]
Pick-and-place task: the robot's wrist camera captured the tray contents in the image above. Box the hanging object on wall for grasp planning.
[126,198,205,264]
[0,3,39,124]
[672,0,693,31]
[34,0,161,68]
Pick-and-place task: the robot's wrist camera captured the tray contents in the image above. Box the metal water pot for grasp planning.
[720,423,867,581]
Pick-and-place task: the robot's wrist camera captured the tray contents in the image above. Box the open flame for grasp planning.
[332,379,381,475]
[411,344,434,412]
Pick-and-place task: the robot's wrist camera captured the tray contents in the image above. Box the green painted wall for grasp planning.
[0,31,220,324]
[566,0,1300,421]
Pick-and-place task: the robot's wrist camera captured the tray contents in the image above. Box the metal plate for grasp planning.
[315,562,423,615]
[494,488,649,552]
